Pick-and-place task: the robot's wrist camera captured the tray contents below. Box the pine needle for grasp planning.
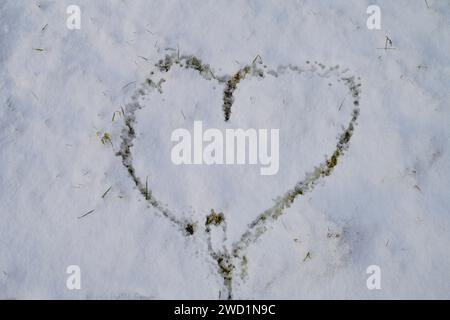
[101,186,112,199]
[78,209,95,219]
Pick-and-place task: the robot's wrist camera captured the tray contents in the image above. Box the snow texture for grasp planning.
[0,0,449,299]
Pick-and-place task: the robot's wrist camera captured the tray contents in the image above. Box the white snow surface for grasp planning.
[0,0,449,299]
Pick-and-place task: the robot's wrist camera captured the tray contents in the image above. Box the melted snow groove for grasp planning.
[116,52,361,299]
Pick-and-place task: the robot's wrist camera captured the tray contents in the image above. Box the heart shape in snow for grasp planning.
[117,53,361,245]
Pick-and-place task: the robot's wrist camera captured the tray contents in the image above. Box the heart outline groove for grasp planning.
[116,52,361,299]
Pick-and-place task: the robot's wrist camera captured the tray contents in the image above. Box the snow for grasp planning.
[0,0,449,299]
